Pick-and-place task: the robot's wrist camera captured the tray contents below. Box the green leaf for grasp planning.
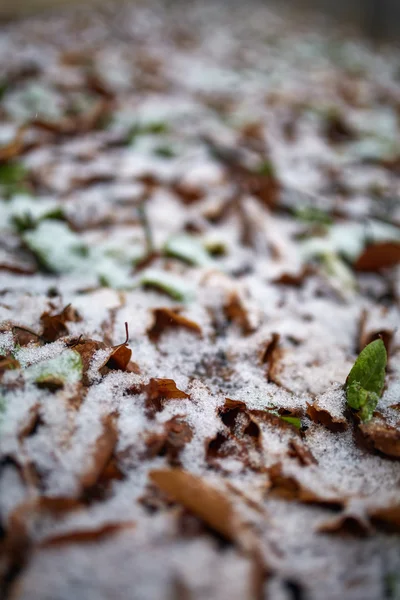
[345,339,387,422]
[294,205,332,226]
[9,195,65,233]
[164,234,212,267]
[23,221,89,273]
[25,350,83,386]
[127,121,169,144]
[253,160,276,177]
[280,415,302,429]
[0,162,28,198]
[140,269,194,301]
[153,145,177,159]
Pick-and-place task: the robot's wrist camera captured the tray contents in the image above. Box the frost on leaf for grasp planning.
[267,463,344,508]
[144,378,189,417]
[358,415,400,459]
[144,416,193,465]
[25,349,83,389]
[345,339,387,423]
[23,221,88,274]
[306,401,348,432]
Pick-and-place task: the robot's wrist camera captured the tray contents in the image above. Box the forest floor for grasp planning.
[0,1,399,599]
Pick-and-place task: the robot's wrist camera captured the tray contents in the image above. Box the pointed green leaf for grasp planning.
[345,339,387,422]
[164,234,212,267]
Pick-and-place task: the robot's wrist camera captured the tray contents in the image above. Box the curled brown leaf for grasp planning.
[306,401,348,433]
[358,416,400,459]
[147,308,202,343]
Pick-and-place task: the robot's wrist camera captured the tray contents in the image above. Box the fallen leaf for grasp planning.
[150,469,237,541]
[358,309,393,357]
[260,333,280,365]
[172,181,204,204]
[203,137,279,209]
[354,242,400,272]
[0,127,25,161]
[0,495,82,596]
[0,356,20,376]
[267,463,343,508]
[324,111,355,144]
[39,521,136,548]
[369,503,400,532]
[145,378,189,417]
[40,303,81,343]
[306,401,348,433]
[80,414,118,490]
[358,415,400,459]
[147,307,202,343]
[164,234,211,267]
[140,269,194,301]
[144,416,193,464]
[288,438,317,466]
[224,291,255,335]
[73,338,107,385]
[272,266,313,287]
[317,513,371,537]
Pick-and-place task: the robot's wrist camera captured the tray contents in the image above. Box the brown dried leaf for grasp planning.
[73,339,107,385]
[104,344,132,371]
[369,503,400,532]
[317,513,371,537]
[40,304,81,343]
[0,495,82,594]
[262,335,286,388]
[272,266,313,287]
[354,242,400,272]
[39,521,135,548]
[358,309,393,357]
[18,404,41,441]
[267,463,343,508]
[147,307,202,343]
[101,322,134,372]
[0,356,20,376]
[224,291,255,335]
[80,414,118,490]
[324,112,355,144]
[0,127,25,161]
[150,469,237,541]
[260,333,280,365]
[172,181,204,205]
[288,438,317,466]
[144,416,193,465]
[306,401,348,433]
[219,399,262,447]
[358,416,400,459]
[11,325,41,346]
[145,378,189,417]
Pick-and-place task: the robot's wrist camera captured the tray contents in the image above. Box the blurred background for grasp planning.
[0,0,399,43]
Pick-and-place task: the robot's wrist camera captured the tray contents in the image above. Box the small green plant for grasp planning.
[345,339,387,422]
